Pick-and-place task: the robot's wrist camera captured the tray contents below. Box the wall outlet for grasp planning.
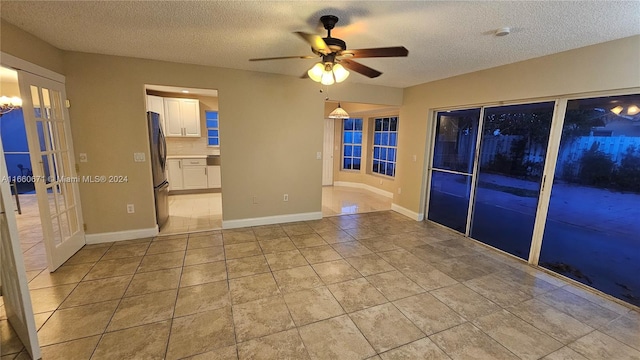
[252,196,258,204]
[316,152,322,160]
[134,152,146,162]
[283,194,289,202]
[398,187,402,194]
[79,153,88,162]
[126,204,135,213]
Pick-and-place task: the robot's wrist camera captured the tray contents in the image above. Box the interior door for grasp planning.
[322,119,334,186]
[18,70,85,271]
[0,136,41,359]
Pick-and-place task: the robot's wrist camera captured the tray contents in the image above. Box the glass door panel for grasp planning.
[540,94,640,306]
[428,109,480,233]
[470,102,554,259]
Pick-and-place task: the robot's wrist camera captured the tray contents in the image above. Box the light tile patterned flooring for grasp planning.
[2,211,639,359]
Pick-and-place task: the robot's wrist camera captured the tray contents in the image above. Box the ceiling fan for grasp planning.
[249,15,409,85]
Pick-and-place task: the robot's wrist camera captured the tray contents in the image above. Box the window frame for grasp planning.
[341,118,363,171]
[371,116,399,177]
[205,110,219,147]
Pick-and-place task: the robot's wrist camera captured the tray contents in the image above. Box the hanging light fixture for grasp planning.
[307,62,349,86]
[0,96,22,116]
[328,103,349,119]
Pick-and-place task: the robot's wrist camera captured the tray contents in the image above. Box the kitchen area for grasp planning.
[145,85,222,234]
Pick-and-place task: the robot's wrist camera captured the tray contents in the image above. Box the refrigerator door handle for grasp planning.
[158,126,167,171]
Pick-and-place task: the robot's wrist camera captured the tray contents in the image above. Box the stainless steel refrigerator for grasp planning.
[147,111,169,228]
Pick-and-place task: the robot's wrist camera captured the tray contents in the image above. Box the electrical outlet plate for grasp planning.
[283,194,289,201]
[127,204,135,213]
[134,152,146,162]
[79,153,88,162]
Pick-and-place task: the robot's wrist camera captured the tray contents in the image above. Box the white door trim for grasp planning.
[1,51,65,83]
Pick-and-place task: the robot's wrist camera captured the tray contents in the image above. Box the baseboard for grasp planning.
[222,212,323,229]
[333,181,393,198]
[85,226,159,244]
[391,203,424,221]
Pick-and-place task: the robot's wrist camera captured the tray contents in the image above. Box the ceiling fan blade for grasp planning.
[294,31,331,55]
[340,59,382,78]
[340,46,409,58]
[249,55,317,61]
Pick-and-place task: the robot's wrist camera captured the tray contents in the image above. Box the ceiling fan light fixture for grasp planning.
[332,63,350,83]
[320,69,335,85]
[329,103,349,119]
[307,63,324,82]
[610,105,624,115]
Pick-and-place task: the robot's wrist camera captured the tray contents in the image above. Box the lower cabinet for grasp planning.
[167,158,221,191]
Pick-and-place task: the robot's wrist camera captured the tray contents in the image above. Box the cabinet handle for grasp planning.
[178,160,181,169]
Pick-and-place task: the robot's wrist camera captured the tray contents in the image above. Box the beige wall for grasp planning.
[1,21,404,233]
[396,35,640,216]
[1,20,65,75]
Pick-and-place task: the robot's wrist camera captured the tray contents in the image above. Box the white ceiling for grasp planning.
[1,1,639,88]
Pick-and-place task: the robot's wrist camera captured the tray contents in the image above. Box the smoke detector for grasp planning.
[495,27,511,37]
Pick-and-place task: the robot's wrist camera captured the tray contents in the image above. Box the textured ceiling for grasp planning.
[1,1,639,88]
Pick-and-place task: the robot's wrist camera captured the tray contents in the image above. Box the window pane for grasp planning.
[383,118,390,131]
[344,145,353,156]
[374,133,381,145]
[205,111,218,120]
[206,119,217,128]
[540,93,640,305]
[428,171,473,233]
[343,158,352,169]
[381,133,389,145]
[390,117,398,131]
[344,131,353,144]
[375,119,382,131]
[372,160,379,173]
[373,147,380,159]
[354,119,363,131]
[380,148,387,160]
[353,146,361,157]
[389,133,397,146]
[432,108,480,174]
[386,162,395,176]
[344,119,354,131]
[388,148,396,161]
[354,131,363,144]
[353,158,361,170]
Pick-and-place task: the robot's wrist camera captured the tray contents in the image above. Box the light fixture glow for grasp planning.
[332,63,349,83]
[328,103,349,119]
[627,105,639,115]
[610,105,624,115]
[0,96,22,116]
[307,61,350,85]
[307,63,324,82]
[181,90,190,93]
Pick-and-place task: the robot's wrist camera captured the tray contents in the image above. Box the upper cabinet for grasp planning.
[146,95,166,130]
[162,97,201,137]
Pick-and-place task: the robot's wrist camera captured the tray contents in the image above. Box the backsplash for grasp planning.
[166,137,220,156]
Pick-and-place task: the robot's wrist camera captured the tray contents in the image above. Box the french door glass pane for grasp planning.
[470,102,554,259]
[540,94,640,306]
[428,171,473,233]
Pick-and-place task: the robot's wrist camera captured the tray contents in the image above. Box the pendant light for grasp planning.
[329,103,349,119]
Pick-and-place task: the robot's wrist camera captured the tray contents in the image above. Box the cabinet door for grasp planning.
[183,166,208,189]
[146,95,166,131]
[163,98,184,137]
[166,159,183,190]
[181,99,201,137]
[207,166,221,188]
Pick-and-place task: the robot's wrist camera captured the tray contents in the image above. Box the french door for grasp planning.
[322,119,335,186]
[18,70,85,271]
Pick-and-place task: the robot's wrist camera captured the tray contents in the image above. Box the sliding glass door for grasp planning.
[427,109,480,233]
[470,102,554,259]
[539,94,640,306]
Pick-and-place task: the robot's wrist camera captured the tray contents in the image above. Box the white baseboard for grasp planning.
[85,226,159,244]
[333,181,393,198]
[222,212,323,229]
[391,203,424,221]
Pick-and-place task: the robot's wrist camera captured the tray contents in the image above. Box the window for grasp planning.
[372,117,398,177]
[206,111,219,146]
[342,118,363,170]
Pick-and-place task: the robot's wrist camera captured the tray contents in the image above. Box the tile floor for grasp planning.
[160,186,393,235]
[2,211,639,360]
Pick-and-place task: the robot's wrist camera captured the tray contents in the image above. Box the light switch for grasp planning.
[79,153,88,162]
[134,152,146,162]
[316,152,322,160]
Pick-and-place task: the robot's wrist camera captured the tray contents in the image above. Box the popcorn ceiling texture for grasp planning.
[1,1,638,88]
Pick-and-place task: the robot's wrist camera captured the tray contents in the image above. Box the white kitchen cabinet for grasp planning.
[182,158,208,189]
[207,165,221,188]
[146,95,166,131]
[166,159,184,190]
[163,98,201,137]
